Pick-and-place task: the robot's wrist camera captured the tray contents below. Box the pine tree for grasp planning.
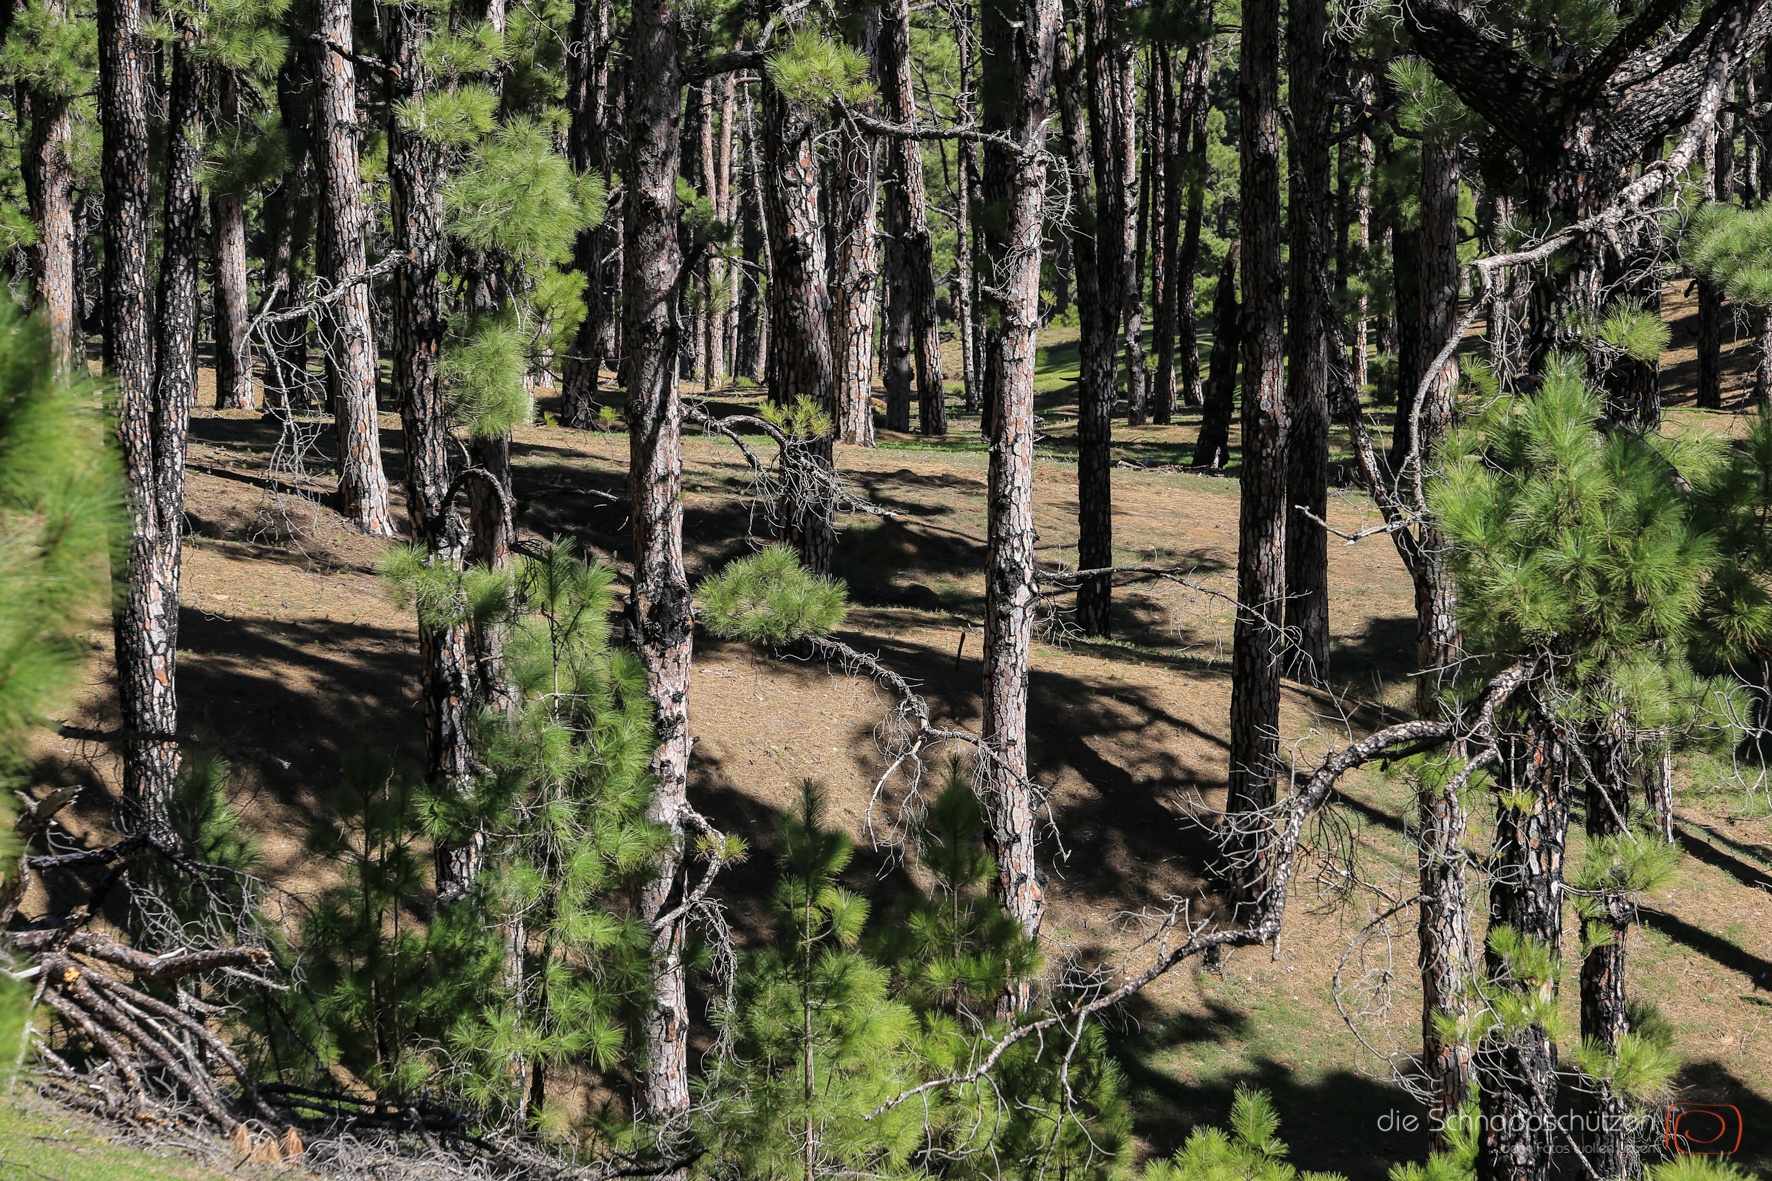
[0,298,117,1075]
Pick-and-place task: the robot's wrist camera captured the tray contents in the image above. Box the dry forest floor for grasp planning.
[15,303,1772,1179]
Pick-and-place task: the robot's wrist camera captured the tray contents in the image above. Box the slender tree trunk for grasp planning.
[1148,47,1176,423]
[263,47,313,409]
[1175,35,1211,409]
[736,93,765,380]
[1282,0,1331,684]
[1224,0,1287,892]
[21,0,77,371]
[562,0,613,427]
[1389,218,1423,469]
[1120,50,1146,427]
[878,0,947,434]
[385,0,478,894]
[102,0,180,834]
[712,74,737,382]
[210,69,254,410]
[880,199,915,433]
[1348,86,1373,397]
[1191,242,1239,468]
[315,0,395,536]
[830,6,882,447]
[1076,0,1130,636]
[955,6,986,418]
[762,37,839,574]
[978,0,1060,962]
[626,0,694,1121]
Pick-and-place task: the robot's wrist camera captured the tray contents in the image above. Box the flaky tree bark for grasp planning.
[315,0,395,536]
[384,0,477,895]
[978,0,1061,960]
[562,0,615,427]
[1174,35,1212,409]
[1282,0,1331,684]
[830,6,882,447]
[1076,0,1132,636]
[1225,0,1287,887]
[878,0,947,434]
[21,0,77,371]
[1191,242,1239,469]
[762,32,839,574]
[626,0,694,1120]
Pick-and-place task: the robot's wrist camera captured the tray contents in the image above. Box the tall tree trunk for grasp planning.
[956,5,986,418]
[315,0,395,536]
[384,0,478,894]
[1389,217,1423,469]
[211,69,254,410]
[831,6,882,447]
[1191,241,1239,468]
[21,0,77,371]
[626,0,694,1121]
[978,0,1061,961]
[1151,47,1179,424]
[1476,719,1571,1181]
[712,74,737,383]
[1282,0,1330,684]
[677,83,706,383]
[736,92,765,380]
[1346,81,1373,398]
[762,35,839,574]
[878,0,947,435]
[1408,130,1464,712]
[102,0,180,834]
[1076,0,1130,636]
[1174,34,1211,409]
[562,0,613,427]
[1120,50,1146,427]
[263,45,313,409]
[1224,0,1287,894]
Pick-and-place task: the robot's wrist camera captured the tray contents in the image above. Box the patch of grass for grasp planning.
[0,1094,250,1181]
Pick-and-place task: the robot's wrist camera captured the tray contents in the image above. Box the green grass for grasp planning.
[0,1094,248,1181]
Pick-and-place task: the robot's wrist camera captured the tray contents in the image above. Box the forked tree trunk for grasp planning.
[830,6,881,447]
[102,0,179,834]
[878,0,947,435]
[978,0,1061,965]
[22,0,77,371]
[384,1,477,895]
[762,49,839,574]
[1076,0,1131,636]
[1282,0,1331,684]
[1476,719,1571,1181]
[1174,35,1211,409]
[626,0,694,1120]
[315,0,395,536]
[1225,0,1287,893]
[1191,242,1239,468]
[562,0,614,427]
